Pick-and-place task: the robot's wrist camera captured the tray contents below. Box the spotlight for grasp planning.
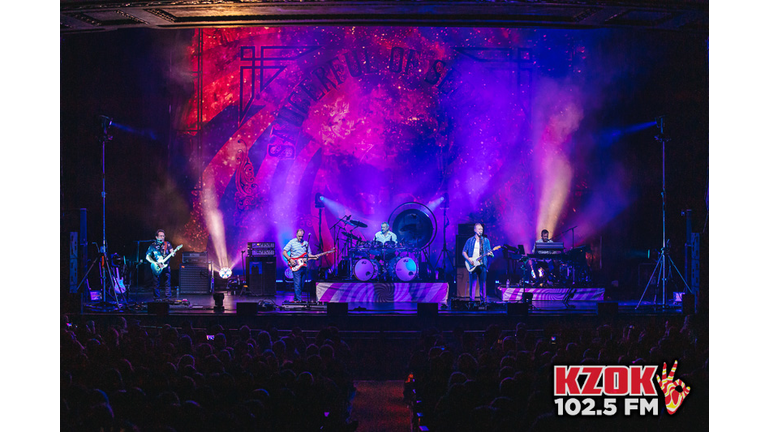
[315,193,325,208]
[213,292,224,313]
[219,267,232,279]
[441,192,449,209]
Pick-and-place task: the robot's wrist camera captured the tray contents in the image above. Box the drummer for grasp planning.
[372,222,397,280]
[373,222,398,245]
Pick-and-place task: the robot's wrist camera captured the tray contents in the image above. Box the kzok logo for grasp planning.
[553,360,691,417]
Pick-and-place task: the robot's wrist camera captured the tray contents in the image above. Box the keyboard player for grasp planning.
[532,229,555,255]
[531,229,558,286]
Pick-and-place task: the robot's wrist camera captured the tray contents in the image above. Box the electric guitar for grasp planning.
[465,245,502,273]
[288,249,335,272]
[113,273,126,294]
[150,244,183,276]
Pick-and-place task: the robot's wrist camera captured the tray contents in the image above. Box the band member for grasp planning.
[145,229,173,299]
[462,223,494,302]
[531,229,556,286]
[373,222,398,244]
[532,229,555,255]
[283,229,316,302]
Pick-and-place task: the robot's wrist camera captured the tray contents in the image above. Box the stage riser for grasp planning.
[497,287,604,302]
[316,282,448,304]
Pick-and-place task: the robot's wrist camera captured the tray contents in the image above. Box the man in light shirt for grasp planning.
[283,229,316,302]
[373,222,398,244]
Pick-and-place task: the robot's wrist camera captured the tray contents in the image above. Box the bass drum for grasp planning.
[388,257,418,282]
[353,258,379,281]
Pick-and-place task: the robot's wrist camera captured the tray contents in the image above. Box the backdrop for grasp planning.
[60,26,708,286]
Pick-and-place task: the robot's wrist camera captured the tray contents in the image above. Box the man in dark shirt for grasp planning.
[462,223,494,302]
[146,229,173,299]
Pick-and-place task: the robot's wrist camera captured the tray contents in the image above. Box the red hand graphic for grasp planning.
[656,360,691,415]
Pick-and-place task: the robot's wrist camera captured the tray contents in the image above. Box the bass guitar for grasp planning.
[151,244,183,276]
[288,249,335,272]
[465,245,502,273]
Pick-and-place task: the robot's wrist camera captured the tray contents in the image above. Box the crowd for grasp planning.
[406,317,708,431]
[61,316,358,432]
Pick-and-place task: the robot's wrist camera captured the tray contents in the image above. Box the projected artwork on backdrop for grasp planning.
[172,27,630,273]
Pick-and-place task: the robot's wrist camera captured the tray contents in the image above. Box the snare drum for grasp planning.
[388,257,418,282]
[353,258,379,281]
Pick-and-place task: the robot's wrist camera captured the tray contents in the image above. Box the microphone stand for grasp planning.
[552,226,577,250]
[553,225,578,292]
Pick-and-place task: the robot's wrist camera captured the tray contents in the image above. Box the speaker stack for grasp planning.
[180,252,211,294]
[247,242,277,296]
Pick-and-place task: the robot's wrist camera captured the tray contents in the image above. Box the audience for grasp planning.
[61,312,708,431]
[407,318,708,432]
[61,315,357,432]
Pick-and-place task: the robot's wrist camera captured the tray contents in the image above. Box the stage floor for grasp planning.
[81,287,683,317]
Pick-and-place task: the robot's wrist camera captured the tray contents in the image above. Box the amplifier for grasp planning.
[180,265,211,294]
[248,242,275,249]
[247,257,276,296]
[248,242,276,257]
[182,251,209,264]
[249,248,276,257]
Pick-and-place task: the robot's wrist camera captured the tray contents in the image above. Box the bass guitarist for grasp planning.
[283,229,317,302]
[462,223,495,302]
[146,229,177,300]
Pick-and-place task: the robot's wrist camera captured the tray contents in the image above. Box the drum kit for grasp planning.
[349,241,419,282]
[329,202,437,282]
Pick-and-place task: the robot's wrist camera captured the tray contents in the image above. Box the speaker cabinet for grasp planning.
[180,265,211,294]
[456,268,469,298]
[507,302,528,316]
[682,294,695,315]
[248,257,276,296]
[597,301,618,317]
[417,303,438,320]
[236,302,260,316]
[147,302,169,316]
[327,302,348,317]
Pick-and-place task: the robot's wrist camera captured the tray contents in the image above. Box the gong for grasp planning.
[388,202,437,251]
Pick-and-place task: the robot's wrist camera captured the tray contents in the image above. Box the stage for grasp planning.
[75,280,690,333]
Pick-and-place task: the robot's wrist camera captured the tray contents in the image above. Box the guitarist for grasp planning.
[461,223,495,302]
[282,229,317,302]
[145,229,174,299]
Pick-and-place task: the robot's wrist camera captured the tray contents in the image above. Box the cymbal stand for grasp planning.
[434,201,452,281]
[328,216,346,278]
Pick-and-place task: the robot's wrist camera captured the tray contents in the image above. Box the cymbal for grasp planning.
[341,231,362,241]
[349,219,367,228]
